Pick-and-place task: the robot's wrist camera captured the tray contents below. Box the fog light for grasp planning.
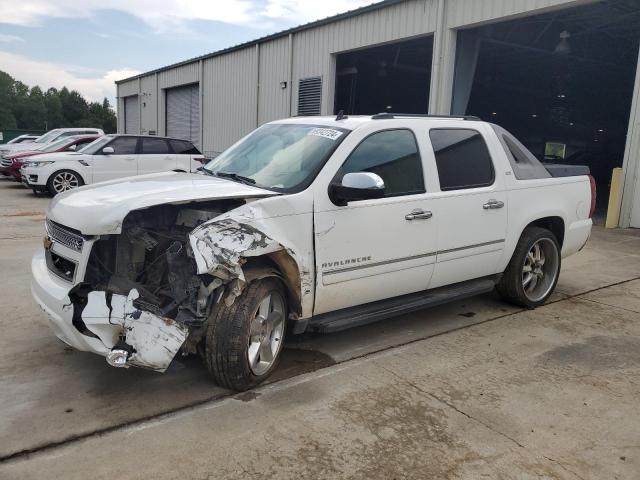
[106,348,130,368]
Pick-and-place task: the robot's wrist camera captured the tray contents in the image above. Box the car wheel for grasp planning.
[47,170,83,196]
[497,226,561,309]
[205,277,287,391]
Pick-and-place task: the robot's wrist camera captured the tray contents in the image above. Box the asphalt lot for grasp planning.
[1,176,640,479]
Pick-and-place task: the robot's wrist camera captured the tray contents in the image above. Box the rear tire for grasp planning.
[205,277,287,391]
[47,170,83,196]
[497,226,561,309]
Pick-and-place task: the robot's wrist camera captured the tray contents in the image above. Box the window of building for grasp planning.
[339,129,424,197]
[429,129,494,190]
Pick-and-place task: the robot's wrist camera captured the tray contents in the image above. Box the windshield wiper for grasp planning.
[211,171,256,185]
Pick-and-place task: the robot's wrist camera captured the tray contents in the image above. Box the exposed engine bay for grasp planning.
[71,200,246,366]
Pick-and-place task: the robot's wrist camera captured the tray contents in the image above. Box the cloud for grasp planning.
[0,33,24,42]
[0,0,372,31]
[0,50,139,103]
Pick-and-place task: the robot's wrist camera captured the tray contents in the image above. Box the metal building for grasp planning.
[116,0,640,228]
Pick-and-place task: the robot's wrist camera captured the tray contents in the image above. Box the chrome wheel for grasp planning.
[247,291,285,376]
[522,238,559,302]
[51,171,79,193]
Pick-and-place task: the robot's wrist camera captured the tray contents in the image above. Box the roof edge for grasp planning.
[116,0,405,85]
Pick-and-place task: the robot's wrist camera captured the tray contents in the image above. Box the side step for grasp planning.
[306,277,497,334]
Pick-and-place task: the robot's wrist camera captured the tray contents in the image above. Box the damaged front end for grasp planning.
[70,200,253,371]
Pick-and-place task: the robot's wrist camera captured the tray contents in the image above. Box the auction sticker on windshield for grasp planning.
[308,128,344,141]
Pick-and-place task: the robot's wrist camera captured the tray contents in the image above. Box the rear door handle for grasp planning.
[124,156,136,161]
[405,209,433,221]
[483,199,504,210]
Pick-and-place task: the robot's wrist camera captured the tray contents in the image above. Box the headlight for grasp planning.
[24,161,54,168]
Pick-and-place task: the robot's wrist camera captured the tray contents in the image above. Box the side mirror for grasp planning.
[329,172,385,206]
[68,144,77,151]
[102,146,114,154]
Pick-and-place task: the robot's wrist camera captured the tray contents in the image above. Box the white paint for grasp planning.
[82,289,188,372]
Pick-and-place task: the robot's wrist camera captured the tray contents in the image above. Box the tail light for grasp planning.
[588,175,596,219]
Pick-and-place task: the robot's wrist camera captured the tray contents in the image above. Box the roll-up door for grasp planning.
[124,96,139,134]
[166,84,200,147]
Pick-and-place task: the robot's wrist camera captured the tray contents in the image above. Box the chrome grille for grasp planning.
[46,219,84,252]
[1,158,12,167]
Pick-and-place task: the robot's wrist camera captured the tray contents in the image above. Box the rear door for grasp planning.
[426,126,508,288]
[90,136,139,183]
[139,137,177,175]
[169,139,202,172]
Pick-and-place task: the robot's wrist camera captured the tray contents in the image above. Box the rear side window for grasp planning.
[169,139,200,155]
[108,137,138,154]
[338,129,424,197]
[429,129,494,191]
[142,138,171,154]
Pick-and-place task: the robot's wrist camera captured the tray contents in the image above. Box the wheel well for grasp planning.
[242,252,302,317]
[527,216,565,247]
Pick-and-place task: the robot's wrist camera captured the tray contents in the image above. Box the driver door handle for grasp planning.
[483,199,504,210]
[405,209,433,221]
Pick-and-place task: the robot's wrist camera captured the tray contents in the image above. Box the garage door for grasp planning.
[124,96,139,134]
[166,84,200,147]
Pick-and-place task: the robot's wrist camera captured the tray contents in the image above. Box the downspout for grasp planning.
[256,43,260,127]
[288,33,294,116]
[428,0,446,114]
[199,59,204,150]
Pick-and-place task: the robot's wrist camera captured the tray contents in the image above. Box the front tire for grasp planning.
[205,277,287,391]
[47,169,83,195]
[497,226,561,308]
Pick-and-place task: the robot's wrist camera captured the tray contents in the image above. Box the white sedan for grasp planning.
[21,135,206,195]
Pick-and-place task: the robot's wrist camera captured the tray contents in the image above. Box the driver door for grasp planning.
[313,128,438,314]
[90,137,139,183]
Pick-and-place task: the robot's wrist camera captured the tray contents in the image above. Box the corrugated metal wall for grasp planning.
[115,0,594,146]
[446,0,586,27]
[202,47,258,156]
[292,0,438,114]
[258,36,291,124]
[140,75,156,135]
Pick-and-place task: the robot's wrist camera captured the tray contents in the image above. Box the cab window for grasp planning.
[429,129,494,191]
[337,129,425,197]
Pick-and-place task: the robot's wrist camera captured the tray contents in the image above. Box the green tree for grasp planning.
[44,88,64,129]
[0,71,17,130]
[0,69,117,134]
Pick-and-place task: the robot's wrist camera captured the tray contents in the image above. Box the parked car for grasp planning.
[0,128,104,156]
[5,134,39,145]
[1,135,99,182]
[32,115,594,391]
[21,134,206,195]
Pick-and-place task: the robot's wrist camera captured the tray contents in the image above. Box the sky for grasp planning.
[0,0,373,105]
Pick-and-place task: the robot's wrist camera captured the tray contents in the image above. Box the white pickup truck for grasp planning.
[31,114,594,390]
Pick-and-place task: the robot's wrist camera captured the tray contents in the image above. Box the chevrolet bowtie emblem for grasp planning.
[43,236,53,250]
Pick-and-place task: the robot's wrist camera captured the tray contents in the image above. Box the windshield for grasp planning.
[203,124,349,192]
[40,137,75,152]
[34,129,61,144]
[78,135,112,154]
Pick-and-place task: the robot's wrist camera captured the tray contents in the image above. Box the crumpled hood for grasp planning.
[47,171,279,235]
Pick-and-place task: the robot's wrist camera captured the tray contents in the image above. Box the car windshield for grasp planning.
[39,137,75,152]
[203,123,349,192]
[78,136,112,154]
[34,129,61,144]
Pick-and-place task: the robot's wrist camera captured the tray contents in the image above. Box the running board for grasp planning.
[306,277,497,334]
